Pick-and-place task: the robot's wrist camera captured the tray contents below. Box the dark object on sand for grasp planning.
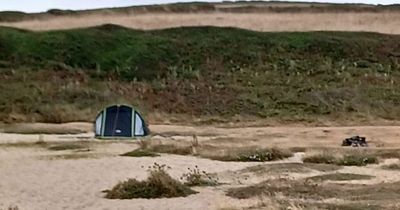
[342,136,368,147]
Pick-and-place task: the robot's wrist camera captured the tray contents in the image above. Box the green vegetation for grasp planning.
[232,148,292,162]
[337,154,378,166]
[200,147,292,162]
[303,154,337,164]
[0,25,400,123]
[105,163,196,199]
[303,153,378,166]
[307,173,374,181]
[120,149,160,157]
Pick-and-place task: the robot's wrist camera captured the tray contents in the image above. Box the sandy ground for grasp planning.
[1,12,400,34]
[2,123,400,148]
[0,144,260,210]
[1,123,400,210]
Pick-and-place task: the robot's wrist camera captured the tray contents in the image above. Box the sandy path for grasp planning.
[0,145,259,210]
[1,124,400,148]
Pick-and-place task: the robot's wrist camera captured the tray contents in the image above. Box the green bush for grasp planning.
[337,155,378,166]
[235,148,292,162]
[303,153,378,166]
[303,154,337,164]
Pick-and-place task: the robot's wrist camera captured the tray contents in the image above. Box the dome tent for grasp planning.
[95,105,149,138]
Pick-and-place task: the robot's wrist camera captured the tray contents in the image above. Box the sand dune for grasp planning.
[1,12,400,34]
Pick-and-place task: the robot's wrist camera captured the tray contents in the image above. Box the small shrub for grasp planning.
[303,154,337,164]
[120,149,160,157]
[105,163,197,199]
[235,148,292,162]
[48,144,86,151]
[337,155,378,166]
[303,153,378,166]
[180,166,219,186]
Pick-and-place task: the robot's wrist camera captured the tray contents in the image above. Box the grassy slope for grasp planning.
[1,25,400,123]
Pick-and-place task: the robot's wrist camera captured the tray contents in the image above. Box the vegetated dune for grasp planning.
[0,26,399,124]
[0,2,400,34]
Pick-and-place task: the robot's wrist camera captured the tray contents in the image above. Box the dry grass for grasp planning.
[1,12,400,34]
[226,178,400,209]
[302,153,337,164]
[43,153,96,160]
[242,163,342,176]
[381,163,400,170]
[120,149,160,157]
[48,143,88,151]
[306,173,374,181]
[0,123,91,134]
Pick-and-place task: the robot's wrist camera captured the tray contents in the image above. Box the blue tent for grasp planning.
[95,105,149,138]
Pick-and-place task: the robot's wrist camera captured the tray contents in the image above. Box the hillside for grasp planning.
[0,25,399,124]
